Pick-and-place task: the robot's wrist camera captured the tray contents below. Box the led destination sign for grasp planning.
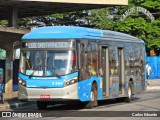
[27,42,72,48]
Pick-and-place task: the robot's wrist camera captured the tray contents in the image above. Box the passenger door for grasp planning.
[118,48,125,95]
[101,47,109,96]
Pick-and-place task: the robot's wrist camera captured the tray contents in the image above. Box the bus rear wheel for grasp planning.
[36,101,47,110]
[85,83,98,109]
[124,84,132,102]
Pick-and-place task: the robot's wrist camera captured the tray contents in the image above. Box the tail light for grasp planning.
[72,54,76,62]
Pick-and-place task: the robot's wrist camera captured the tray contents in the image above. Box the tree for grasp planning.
[109,0,160,55]
[88,8,113,29]
[0,20,8,27]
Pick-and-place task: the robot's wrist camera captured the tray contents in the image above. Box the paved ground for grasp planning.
[147,79,160,89]
[0,98,34,111]
[0,79,159,111]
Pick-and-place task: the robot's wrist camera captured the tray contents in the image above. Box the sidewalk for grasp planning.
[146,79,160,90]
[148,79,160,86]
[0,91,35,111]
[0,98,34,111]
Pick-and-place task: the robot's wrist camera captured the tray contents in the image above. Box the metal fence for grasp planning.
[146,56,160,79]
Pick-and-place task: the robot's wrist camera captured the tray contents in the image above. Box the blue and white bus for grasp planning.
[18,26,146,109]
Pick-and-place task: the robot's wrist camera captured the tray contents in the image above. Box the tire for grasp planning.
[124,84,132,103]
[36,101,47,110]
[85,83,98,109]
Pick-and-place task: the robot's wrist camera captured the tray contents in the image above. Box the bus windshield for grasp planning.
[19,50,77,76]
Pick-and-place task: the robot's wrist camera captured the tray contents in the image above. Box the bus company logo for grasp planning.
[40,94,50,99]
[2,112,11,117]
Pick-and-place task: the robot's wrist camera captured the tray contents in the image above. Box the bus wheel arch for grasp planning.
[85,81,98,109]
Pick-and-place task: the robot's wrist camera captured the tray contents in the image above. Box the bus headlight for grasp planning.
[18,78,26,87]
[64,77,78,87]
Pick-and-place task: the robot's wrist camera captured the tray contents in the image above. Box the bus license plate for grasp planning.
[40,94,50,99]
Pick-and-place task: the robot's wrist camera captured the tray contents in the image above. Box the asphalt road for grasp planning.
[1,86,160,120]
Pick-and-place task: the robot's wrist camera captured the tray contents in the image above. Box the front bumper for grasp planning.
[18,83,78,101]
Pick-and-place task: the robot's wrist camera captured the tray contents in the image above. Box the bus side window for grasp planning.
[87,42,98,76]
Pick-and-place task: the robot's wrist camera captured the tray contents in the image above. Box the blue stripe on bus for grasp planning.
[109,86,119,89]
[125,83,141,87]
[134,84,141,87]
[78,76,103,102]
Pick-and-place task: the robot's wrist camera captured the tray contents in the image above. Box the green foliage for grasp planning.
[142,0,160,9]
[145,19,160,49]
[89,8,113,29]
[48,14,63,19]
[109,0,160,50]
[0,20,8,26]
[18,18,31,28]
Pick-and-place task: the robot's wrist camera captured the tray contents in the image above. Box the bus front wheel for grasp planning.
[85,83,98,109]
[36,101,47,110]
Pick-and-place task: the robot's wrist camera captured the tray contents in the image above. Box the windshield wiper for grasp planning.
[29,70,36,78]
[28,64,42,78]
[52,70,61,78]
[52,66,61,78]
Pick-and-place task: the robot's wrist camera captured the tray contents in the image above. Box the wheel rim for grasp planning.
[128,87,131,99]
[91,91,95,102]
